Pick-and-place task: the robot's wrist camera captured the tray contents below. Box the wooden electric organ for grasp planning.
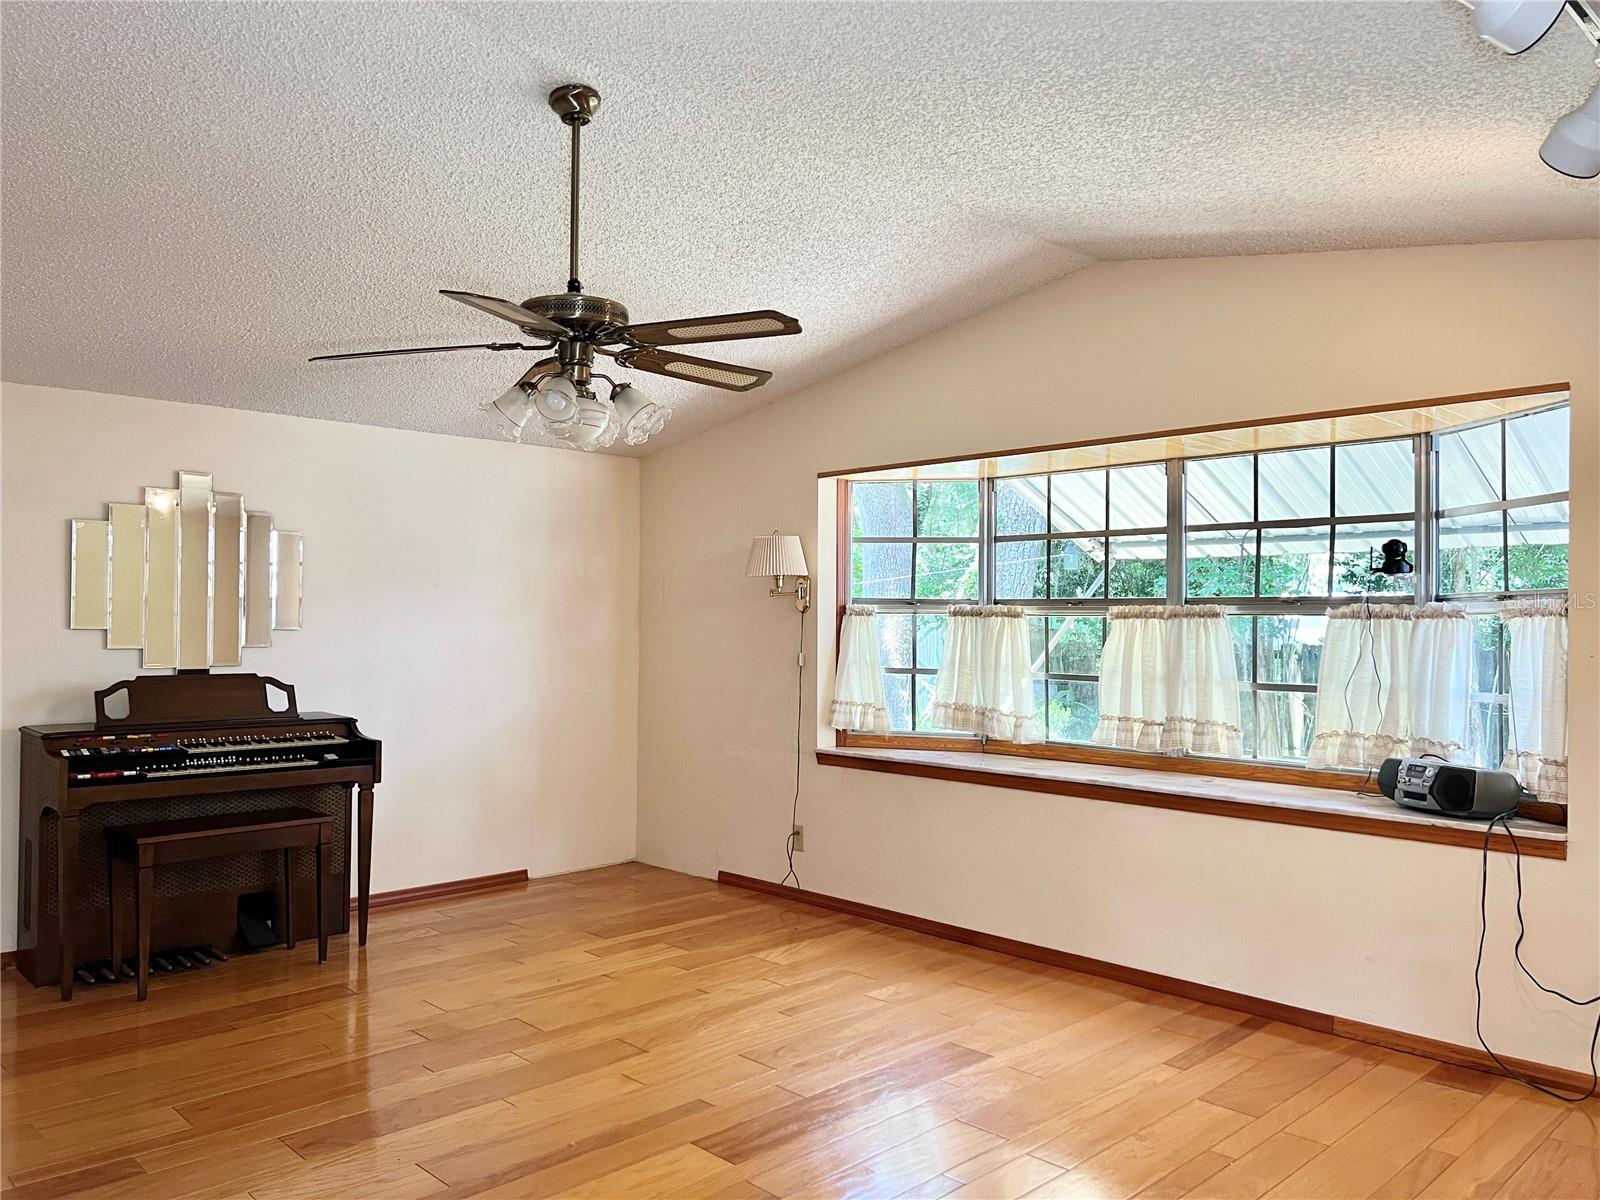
[16,673,380,998]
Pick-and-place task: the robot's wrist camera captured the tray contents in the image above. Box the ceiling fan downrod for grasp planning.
[548,83,601,294]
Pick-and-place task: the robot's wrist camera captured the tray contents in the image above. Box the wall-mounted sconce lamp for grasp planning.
[746,531,811,612]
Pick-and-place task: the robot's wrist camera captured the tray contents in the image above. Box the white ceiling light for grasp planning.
[1542,80,1600,176]
[1463,0,1565,53]
[532,374,580,431]
[484,384,536,438]
[611,384,669,447]
[566,391,618,452]
[309,80,800,451]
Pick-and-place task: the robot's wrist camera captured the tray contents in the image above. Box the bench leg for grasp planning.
[282,848,296,951]
[136,864,152,1002]
[316,837,329,963]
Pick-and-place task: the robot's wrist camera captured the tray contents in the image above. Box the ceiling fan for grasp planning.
[310,83,802,450]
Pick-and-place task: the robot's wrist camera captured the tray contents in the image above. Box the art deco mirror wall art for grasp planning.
[69,471,304,669]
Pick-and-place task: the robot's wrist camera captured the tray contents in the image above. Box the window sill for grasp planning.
[816,746,1567,859]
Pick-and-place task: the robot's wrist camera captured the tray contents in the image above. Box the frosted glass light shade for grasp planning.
[485,384,536,431]
[1464,0,1563,53]
[567,392,618,452]
[534,375,580,427]
[1541,83,1600,179]
[612,384,669,447]
[746,533,808,579]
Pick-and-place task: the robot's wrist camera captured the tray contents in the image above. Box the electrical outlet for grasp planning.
[791,824,804,852]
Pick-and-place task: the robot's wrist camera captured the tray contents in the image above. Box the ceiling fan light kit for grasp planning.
[311,82,801,451]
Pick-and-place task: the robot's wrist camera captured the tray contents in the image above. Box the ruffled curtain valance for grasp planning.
[1093,605,1243,756]
[1307,602,1470,771]
[828,605,890,732]
[929,605,1042,743]
[1501,598,1567,803]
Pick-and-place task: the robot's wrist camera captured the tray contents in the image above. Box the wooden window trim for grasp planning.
[818,745,1567,860]
[836,729,1371,791]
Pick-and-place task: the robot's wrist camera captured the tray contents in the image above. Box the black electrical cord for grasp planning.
[1474,811,1600,1103]
[779,605,805,889]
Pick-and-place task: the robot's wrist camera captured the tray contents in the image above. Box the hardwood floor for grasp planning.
[2,862,1595,1199]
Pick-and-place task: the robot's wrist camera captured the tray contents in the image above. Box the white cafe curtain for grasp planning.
[1307,602,1470,771]
[928,605,1042,743]
[1501,598,1568,803]
[829,605,890,732]
[1093,605,1243,756]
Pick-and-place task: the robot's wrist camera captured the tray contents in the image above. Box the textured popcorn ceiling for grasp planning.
[2,2,1596,455]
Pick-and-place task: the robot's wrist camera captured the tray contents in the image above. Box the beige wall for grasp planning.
[0,384,641,951]
[637,240,1600,1070]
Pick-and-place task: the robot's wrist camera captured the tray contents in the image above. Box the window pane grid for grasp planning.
[845,405,1568,753]
[1434,408,1569,598]
[992,466,1170,603]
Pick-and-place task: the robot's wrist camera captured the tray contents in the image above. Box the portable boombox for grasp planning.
[1376,757,1531,820]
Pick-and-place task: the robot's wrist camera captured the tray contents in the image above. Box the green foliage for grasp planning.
[1508,543,1567,591]
[914,543,979,600]
[1108,553,1165,599]
[915,482,979,537]
[1049,540,1103,598]
[1045,681,1099,742]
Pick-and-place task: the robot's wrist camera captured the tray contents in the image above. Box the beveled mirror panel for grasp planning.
[107,502,147,649]
[212,493,245,666]
[70,473,304,667]
[274,532,303,631]
[177,471,215,670]
[69,519,111,630]
[245,512,276,647]
[143,487,179,668]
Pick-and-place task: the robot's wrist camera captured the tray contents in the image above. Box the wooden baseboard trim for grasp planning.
[717,870,1592,1096]
[1,950,14,971]
[351,869,529,912]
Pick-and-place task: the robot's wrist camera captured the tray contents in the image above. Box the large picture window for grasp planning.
[842,399,1570,780]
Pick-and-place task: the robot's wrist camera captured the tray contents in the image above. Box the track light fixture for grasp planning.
[1463,0,1565,53]
[1458,0,1600,179]
[1542,79,1600,176]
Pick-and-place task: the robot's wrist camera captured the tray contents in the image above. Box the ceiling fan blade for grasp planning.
[441,290,568,336]
[309,341,531,362]
[618,348,772,392]
[621,309,801,347]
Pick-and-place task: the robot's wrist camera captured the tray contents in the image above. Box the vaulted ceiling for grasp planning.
[3,1,1595,453]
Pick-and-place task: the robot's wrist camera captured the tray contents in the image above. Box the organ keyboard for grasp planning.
[17,673,381,998]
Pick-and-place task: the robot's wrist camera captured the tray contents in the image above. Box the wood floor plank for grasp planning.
[1266,1081,1480,1198]
[1371,1147,1458,1200]
[694,1043,989,1165]
[1499,1137,1600,1200]
[1180,1131,1322,1199]
[4,863,1594,1200]
[1553,1110,1600,1149]
[1281,1053,1438,1145]
[1025,1100,1249,1199]
[1134,1149,1232,1199]
[943,1152,1066,1199]
[797,1119,1002,1200]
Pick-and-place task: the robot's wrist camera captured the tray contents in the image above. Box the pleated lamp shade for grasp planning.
[746,533,808,578]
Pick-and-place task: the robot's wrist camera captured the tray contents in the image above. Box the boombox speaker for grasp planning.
[1377,757,1531,819]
